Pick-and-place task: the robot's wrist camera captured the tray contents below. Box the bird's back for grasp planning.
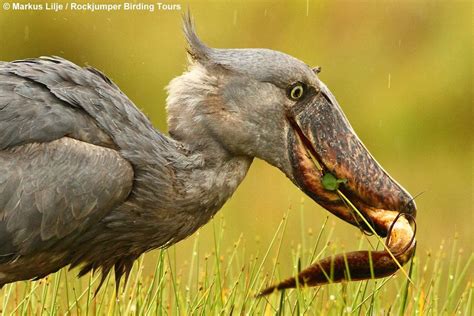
[0,57,150,286]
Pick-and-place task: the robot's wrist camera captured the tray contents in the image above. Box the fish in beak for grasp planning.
[259,80,417,296]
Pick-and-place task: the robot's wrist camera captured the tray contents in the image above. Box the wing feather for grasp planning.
[0,71,116,150]
[1,57,165,153]
[0,137,134,257]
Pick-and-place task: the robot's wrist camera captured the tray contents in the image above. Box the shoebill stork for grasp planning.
[0,17,417,293]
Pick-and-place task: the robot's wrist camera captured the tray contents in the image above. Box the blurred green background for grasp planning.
[0,0,471,278]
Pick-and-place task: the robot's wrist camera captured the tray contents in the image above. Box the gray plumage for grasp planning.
[0,17,319,288]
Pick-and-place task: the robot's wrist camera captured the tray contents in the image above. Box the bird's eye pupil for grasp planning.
[289,84,304,100]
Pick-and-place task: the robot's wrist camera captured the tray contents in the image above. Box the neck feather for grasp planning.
[112,65,252,247]
[116,131,252,248]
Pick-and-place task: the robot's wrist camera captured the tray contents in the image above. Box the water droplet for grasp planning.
[24,26,29,41]
[233,10,238,26]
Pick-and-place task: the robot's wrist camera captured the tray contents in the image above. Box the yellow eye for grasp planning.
[288,83,305,100]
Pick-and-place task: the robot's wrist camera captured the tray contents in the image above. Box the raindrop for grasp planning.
[24,26,29,41]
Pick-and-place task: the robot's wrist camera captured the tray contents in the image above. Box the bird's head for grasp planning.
[166,17,416,236]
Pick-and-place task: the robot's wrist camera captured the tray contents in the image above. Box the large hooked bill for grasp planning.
[259,82,417,296]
